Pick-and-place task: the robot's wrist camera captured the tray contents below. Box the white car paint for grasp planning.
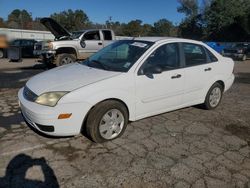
[18,37,235,136]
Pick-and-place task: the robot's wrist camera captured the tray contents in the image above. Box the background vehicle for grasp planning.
[205,42,225,54]
[38,18,132,66]
[222,43,250,61]
[9,39,38,57]
[0,28,54,58]
[19,37,235,143]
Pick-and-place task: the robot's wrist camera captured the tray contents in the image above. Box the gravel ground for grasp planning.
[0,58,250,188]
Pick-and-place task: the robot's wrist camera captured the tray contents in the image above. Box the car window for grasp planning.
[83,31,100,40]
[81,40,154,72]
[21,40,34,47]
[102,30,112,40]
[142,43,180,71]
[183,43,207,66]
[11,40,20,46]
[205,47,218,63]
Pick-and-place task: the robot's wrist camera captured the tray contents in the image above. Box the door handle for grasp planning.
[204,67,212,71]
[98,42,103,45]
[171,74,182,79]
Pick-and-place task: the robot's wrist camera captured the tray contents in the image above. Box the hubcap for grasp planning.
[99,109,124,140]
[209,87,221,107]
[61,57,73,65]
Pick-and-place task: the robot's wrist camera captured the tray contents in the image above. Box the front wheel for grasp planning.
[55,53,76,66]
[203,82,223,110]
[86,100,128,143]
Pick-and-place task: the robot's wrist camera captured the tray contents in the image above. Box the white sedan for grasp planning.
[18,37,235,142]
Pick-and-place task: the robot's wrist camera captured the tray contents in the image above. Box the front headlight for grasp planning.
[35,92,68,107]
[48,42,53,50]
[238,49,243,53]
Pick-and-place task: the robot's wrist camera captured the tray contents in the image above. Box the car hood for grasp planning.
[26,63,121,95]
[40,17,71,39]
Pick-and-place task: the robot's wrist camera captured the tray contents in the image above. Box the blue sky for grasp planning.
[0,0,185,25]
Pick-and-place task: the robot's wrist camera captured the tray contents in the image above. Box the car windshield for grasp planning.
[80,40,154,72]
[71,31,85,39]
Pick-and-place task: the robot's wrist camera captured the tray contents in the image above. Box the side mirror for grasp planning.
[143,65,163,75]
[80,40,86,48]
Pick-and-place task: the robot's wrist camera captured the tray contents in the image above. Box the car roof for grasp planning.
[74,29,112,33]
[133,37,203,44]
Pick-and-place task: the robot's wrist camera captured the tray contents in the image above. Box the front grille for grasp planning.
[23,86,38,102]
[34,44,42,50]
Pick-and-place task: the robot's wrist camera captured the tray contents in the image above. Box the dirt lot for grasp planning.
[0,58,250,188]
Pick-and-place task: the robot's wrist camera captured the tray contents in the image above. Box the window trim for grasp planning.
[137,42,182,76]
[82,30,101,41]
[180,42,218,68]
[204,46,218,63]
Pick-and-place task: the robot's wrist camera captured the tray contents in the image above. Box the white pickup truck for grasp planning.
[36,18,124,66]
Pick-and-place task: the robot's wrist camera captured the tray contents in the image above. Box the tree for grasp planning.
[177,0,204,40]
[204,0,250,41]
[122,20,144,37]
[177,0,199,17]
[152,19,176,36]
[50,9,90,31]
[141,24,153,36]
[7,9,32,29]
[0,17,6,28]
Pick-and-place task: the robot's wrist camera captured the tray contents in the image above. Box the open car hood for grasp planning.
[40,17,71,39]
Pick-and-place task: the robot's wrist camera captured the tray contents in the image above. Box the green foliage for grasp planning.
[50,9,90,31]
[2,1,249,42]
[122,20,143,37]
[152,19,176,36]
[177,0,198,17]
[204,0,250,41]
[7,9,32,29]
[178,0,250,41]
[0,17,6,28]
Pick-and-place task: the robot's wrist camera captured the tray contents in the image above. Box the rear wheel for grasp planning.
[86,100,128,143]
[203,82,223,110]
[55,53,76,66]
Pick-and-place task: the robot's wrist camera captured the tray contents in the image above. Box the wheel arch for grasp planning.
[80,98,131,133]
[215,80,225,92]
[56,47,77,57]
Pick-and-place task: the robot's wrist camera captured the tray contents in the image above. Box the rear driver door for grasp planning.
[181,43,218,105]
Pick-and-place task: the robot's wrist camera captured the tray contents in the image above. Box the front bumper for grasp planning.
[18,88,92,136]
[40,51,56,64]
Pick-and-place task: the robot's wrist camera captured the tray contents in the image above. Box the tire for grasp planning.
[242,54,247,61]
[86,100,129,143]
[55,53,76,66]
[0,49,4,58]
[203,82,223,110]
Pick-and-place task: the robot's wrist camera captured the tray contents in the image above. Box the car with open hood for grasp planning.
[18,37,235,143]
[38,17,117,66]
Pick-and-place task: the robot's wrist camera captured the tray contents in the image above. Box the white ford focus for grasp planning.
[18,37,234,142]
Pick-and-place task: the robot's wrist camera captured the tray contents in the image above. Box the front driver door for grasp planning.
[135,43,185,119]
[78,30,103,59]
